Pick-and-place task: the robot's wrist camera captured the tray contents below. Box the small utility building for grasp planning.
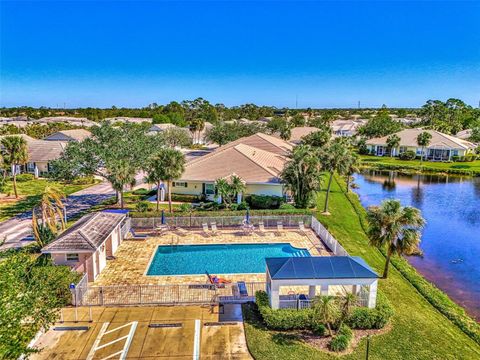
[265,256,379,309]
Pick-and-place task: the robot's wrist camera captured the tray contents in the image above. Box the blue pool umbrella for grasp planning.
[161,210,165,225]
[245,209,250,224]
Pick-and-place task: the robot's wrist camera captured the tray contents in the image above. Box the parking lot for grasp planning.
[31,305,252,360]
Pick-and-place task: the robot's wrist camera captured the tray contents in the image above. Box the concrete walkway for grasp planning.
[0,181,115,251]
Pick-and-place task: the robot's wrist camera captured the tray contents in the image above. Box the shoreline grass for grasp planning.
[243,175,480,359]
[360,155,480,176]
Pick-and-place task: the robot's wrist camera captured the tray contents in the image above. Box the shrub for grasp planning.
[279,203,296,210]
[465,154,476,162]
[236,201,248,210]
[399,150,416,160]
[71,176,95,185]
[246,194,284,209]
[132,188,150,196]
[255,291,314,330]
[179,203,193,212]
[329,334,349,352]
[347,292,393,329]
[14,173,35,182]
[338,324,353,338]
[311,322,326,336]
[135,201,149,212]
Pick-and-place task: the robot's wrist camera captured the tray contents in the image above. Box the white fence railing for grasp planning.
[310,217,349,256]
[74,282,266,307]
[130,215,312,230]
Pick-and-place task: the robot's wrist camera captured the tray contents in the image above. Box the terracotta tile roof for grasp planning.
[42,212,126,253]
[366,129,476,150]
[181,143,287,183]
[289,127,319,143]
[0,134,67,162]
[43,129,91,142]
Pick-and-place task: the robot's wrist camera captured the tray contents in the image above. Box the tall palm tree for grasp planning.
[367,199,425,278]
[312,295,340,336]
[106,160,136,209]
[319,138,351,213]
[386,134,400,157]
[281,145,322,208]
[149,148,186,213]
[1,136,29,198]
[416,131,432,162]
[344,152,359,193]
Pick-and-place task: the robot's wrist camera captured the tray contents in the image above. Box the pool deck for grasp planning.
[94,228,330,286]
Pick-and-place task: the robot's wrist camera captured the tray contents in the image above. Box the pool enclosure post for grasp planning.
[368,280,378,309]
[308,285,316,298]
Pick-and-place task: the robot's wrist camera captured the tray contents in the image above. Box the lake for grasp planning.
[353,170,480,320]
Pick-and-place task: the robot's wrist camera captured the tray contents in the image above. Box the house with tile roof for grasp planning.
[42,211,129,281]
[171,133,292,201]
[366,128,477,160]
[0,134,67,176]
[43,129,91,142]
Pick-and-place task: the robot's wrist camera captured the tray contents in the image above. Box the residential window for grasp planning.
[399,147,407,154]
[452,150,459,156]
[205,183,215,195]
[26,162,35,172]
[66,253,79,261]
[173,182,187,187]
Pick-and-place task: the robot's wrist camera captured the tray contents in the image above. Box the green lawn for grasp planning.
[360,155,480,175]
[243,176,480,359]
[0,179,95,221]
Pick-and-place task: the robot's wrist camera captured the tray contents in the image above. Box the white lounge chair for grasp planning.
[202,223,210,236]
[210,222,219,235]
[298,221,306,234]
[257,221,265,235]
[276,221,284,234]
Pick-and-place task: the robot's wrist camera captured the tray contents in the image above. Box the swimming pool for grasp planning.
[146,243,310,275]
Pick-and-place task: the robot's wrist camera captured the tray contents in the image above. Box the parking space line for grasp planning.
[104,322,133,335]
[86,322,110,360]
[100,350,123,360]
[95,335,129,350]
[120,321,138,360]
[193,319,201,360]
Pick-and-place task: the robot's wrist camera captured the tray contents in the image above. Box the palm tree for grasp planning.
[215,178,232,207]
[319,138,352,214]
[416,131,432,162]
[344,152,360,193]
[367,199,425,278]
[32,186,66,247]
[149,148,186,213]
[1,136,29,198]
[281,145,322,208]
[106,160,136,209]
[312,295,340,336]
[230,175,246,203]
[338,292,357,329]
[386,134,400,157]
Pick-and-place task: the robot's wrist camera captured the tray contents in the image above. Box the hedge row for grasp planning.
[254,290,393,332]
[129,208,314,218]
[359,162,480,176]
[337,175,480,345]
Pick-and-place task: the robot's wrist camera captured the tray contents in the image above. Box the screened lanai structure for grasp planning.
[265,256,379,309]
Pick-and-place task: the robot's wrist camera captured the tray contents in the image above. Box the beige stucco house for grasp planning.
[42,211,129,282]
[0,134,67,176]
[366,129,477,160]
[171,133,292,202]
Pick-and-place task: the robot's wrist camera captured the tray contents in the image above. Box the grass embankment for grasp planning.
[0,179,94,221]
[360,155,480,176]
[243,175,480,359]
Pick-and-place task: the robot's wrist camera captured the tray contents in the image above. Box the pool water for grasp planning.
[146,243,310,275]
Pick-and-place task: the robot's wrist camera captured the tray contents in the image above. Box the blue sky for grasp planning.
[1,1,479,108]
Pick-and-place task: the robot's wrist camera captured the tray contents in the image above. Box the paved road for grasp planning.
[0,181,116,251]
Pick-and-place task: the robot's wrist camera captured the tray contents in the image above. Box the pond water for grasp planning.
[353,170,480,320]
